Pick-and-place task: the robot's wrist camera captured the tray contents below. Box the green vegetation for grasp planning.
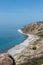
[32,47,36,50]
[20,56,43,65]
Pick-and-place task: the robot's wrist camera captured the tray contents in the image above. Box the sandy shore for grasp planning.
[7,29,36,56]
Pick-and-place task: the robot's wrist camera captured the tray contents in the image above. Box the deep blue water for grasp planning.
[0,23,27,53]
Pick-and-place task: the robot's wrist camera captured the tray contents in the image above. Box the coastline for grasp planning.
[6,34,27,53]
[0,22,43,65]
[7,29,36,56]
[0,30,27,53]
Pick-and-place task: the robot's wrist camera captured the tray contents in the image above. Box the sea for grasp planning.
[0,22,29,53]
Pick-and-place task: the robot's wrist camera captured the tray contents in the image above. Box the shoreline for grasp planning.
[6,34,27,53]
[0,30,27,54]
[7,29,36,56]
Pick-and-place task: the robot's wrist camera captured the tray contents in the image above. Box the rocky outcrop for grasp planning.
[0,53,16,65]
[15,22,43,65]
[21,22,43,35]
[0,22,43,65]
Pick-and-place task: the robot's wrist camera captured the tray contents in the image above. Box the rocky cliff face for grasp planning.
[21,22,43,35]
[0,53,16,65]
[16,22,43,65]
[0,22,43,65]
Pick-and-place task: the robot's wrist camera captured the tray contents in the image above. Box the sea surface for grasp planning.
[0,23,27,53]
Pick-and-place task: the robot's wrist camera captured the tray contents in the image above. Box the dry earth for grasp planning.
[14,22,43,65]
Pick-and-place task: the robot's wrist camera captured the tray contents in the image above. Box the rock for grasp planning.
[21,22,43,35]
[0,53,16,65]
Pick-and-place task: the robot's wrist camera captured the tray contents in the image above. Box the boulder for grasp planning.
[0,53,16,65]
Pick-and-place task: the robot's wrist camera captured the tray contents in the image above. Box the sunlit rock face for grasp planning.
[0,53,16,65]
[21,22,43,35]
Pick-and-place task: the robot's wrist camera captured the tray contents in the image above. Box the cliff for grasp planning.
[0,53,16,65]
[15,21,43,65]
[21,22,43,36]
[0,21,43,65]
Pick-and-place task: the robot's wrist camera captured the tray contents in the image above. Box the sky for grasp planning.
[0,0,43,27]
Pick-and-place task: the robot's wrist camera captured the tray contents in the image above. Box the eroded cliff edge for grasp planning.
[15,22,43,65]
[0,22,43,65]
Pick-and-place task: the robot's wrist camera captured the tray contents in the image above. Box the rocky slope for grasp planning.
[0,53,16,65]
[21,22,43,35]
[15,22,43,65]
[0,22,43,65]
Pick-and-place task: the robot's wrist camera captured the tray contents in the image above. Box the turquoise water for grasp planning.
[0,24,27,53]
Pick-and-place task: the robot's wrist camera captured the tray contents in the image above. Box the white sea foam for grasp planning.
[7,29,36,56]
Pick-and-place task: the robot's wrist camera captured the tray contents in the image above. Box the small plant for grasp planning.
[32,47,36,50]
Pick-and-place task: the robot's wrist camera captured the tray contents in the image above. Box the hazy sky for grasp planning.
[0,0,43,26]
